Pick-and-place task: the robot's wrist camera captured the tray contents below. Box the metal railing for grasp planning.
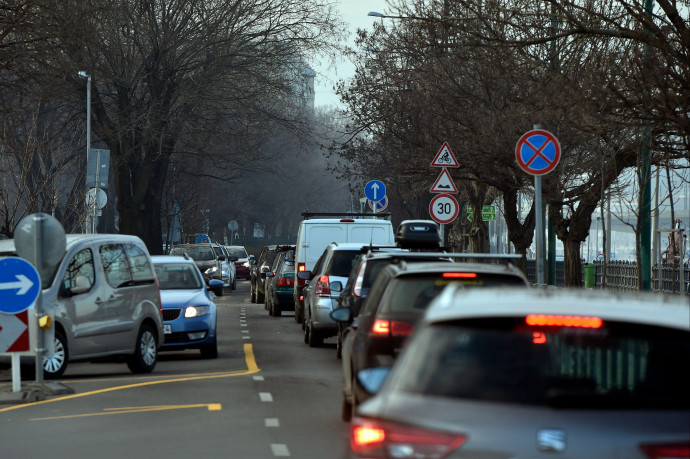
[593,260,689,296]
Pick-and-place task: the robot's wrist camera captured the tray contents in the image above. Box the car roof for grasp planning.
[301,218,391,224]
[389,260,527,279]
[424,286,690,331]
[328,242,385,251]
[151,255,195,264]
[0,234,145,253]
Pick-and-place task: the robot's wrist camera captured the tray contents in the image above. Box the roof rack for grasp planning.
[387,252,524,265]
[301,211,392,220]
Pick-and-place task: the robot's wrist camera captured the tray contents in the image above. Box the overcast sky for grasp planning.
[312,0,389,109]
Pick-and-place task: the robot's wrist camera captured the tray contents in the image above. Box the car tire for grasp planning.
[270,300,281,317]
[231,276,236,290]
[303,317,310,343]
[336,333,342,360]
[250,281,257,303]
[341,395,352,422]
[43,329,68,379]
[257,288,264,304]
[308,320,322,348]
[200,337,218,359]
[127,323,158,374]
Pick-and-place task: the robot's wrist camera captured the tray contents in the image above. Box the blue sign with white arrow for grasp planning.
[364,180,386,202]
[0,257,41,314]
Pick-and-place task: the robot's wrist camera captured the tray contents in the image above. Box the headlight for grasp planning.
[185,305,211,318]
[242,262,250,268]
[205,266,219,274]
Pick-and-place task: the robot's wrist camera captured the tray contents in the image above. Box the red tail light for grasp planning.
[442,272,477,278]
[640,442,690,458]
[351,417,466,458]
[526,314,603,329]
[370,320,414,337]
[277,277,294,287]
[315,275,331,296]
[297,263,306,286]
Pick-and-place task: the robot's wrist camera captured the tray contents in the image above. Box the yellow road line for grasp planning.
[31,403,222,421]
[0,343,260,413]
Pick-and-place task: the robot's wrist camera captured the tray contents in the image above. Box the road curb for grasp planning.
[0,382,74,405]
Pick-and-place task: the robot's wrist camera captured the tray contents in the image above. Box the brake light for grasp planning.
[442,272,477,278]
[315,275,331,296]
[351,417,467,458]
[640,442,690,458]
[353,260,367,297]
[526,314,603,328]
[370,320,414,336]
[298,263,306,286]
[277,277,294,287]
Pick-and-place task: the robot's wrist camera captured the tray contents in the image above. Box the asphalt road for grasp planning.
[0,281,350,458]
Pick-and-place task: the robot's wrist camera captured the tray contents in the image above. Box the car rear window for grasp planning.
[227,247,248,258]
[329,250,360,277]
[384,274,526,313]
[390,319,690,409]
[170,246,215,261]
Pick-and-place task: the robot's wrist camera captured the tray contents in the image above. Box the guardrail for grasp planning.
[592,260,690,295]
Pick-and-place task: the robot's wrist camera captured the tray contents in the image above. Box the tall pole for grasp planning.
[639,0,653,290]
[79,72,92,233]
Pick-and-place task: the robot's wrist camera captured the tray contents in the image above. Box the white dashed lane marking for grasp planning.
[253,376,264,381]
[259,392,273,402]
[271,444,290,457]
[265,418,279,427]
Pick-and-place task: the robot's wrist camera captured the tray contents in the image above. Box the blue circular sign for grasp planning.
[0,257,41,314]
[515,130,561,176]
[364,180,386,202]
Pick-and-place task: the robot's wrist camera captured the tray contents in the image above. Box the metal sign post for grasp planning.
[515,128,561,286]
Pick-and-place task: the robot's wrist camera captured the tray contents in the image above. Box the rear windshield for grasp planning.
[390,319,690,409]
[329,250,360,277]
[384,274,526,313]
[154,263,203,290]
[227,247,248,258]
[170,246,215,261]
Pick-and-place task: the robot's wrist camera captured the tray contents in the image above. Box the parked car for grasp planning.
[350,287,690,458]
[0,234,164,378]
[299,242,371,348]
[333,258,528,421]
[293,213,395,324]
[264,250,295,317]
[169,243,225,296]
[226,245,251,280]
[152,255,219,358]
[250,244,295,304]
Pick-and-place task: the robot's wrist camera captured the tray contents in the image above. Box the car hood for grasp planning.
[160,289,210,308]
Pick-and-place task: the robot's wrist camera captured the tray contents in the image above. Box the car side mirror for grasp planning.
[249,258,257,265]
[329,281,342,292]
[357,367,391,395]
[330,307,351,323]
[297,271,311,280]
[70,275,92,295]
[265,272,275,278]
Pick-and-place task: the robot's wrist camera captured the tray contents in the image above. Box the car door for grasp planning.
[57,246,109,357]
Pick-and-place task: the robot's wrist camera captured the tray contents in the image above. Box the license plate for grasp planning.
[163,324,172,334]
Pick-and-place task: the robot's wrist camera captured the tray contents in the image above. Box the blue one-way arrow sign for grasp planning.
[0,257,41,314]
[364,180,386,202]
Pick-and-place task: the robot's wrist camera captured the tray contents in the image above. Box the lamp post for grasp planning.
[78,71,92,233]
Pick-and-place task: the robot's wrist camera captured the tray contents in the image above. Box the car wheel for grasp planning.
[271,300,281,317]
[264,294,270,311]
[256,288,264,304]
[250,281,257,303]
[215,285,223,297]
[308,320,322,348]
[200,337,218,359]
[127,323,158,373]
[294,303,302,323]
[43,329,68,379]
[231,276,236,290]
[341,395,352,422]
[303,316,310,343]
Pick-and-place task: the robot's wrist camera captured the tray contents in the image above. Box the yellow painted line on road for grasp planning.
[0,344,260,413]
[31,403,222,421]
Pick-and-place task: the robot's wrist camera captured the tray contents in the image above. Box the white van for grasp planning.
[292,214,394,323]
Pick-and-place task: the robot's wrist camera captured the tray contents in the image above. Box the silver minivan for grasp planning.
[0,234,164,378]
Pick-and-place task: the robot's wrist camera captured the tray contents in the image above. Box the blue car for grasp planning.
[152,255,219,358]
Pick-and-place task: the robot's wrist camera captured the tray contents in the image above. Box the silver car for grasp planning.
[351,287,690,458]
[0,234,164,378]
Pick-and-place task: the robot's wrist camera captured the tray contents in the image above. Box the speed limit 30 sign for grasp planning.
[429,194,459,224]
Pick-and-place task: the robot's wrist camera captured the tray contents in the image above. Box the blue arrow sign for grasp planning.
[0,257,41,314]
[364,180,386,202]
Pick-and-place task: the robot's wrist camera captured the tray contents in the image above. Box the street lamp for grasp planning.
[78,71,93,233]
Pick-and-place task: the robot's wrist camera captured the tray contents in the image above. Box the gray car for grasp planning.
[0,234,164,378]
[350,287,690,458]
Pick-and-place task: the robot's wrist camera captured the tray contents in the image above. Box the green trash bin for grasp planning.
[584,263,596,288]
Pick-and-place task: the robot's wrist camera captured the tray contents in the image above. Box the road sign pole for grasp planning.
[33,219,45,383]
[535,176,545,285]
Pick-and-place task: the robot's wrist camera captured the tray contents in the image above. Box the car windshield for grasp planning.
[154,263,203,290]
[170,246,215,261]
[389,319,690,409]
[329,250,360,277]
[385,274,525,313]
[227,247,248,258]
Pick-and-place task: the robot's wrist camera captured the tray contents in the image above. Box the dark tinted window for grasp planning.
[124,243,154,282]
[328,250,360,277]
[100,244,133,288]
[61,248,95,295]
[227,247,248,258]
[264,250,280,267]
[390,319,690,409]
[154,263,203,290]
[170,246,215,261]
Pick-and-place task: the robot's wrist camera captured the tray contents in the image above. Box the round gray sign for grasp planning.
[14,213,67,285]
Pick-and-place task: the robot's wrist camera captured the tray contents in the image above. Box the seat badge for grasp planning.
[537,429,566,452]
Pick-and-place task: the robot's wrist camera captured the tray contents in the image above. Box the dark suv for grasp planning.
[250,245,295,304]
[169,243,226,296]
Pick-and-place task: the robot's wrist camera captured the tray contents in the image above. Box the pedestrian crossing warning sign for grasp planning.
[430,142,459,168]
[430,168,458,194]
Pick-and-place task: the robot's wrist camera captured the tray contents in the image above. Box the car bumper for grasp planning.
[161,315,216,350]
[311,298,337,333]
[235,266,250,279]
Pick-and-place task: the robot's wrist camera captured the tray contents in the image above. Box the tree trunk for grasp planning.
[563,237,583,286]
[502,187,535,277]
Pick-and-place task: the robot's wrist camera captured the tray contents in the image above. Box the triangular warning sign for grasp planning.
[430,168,458,194]
[430,142,459,168]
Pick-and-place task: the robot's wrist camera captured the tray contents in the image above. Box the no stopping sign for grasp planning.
[429,194,459,224]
